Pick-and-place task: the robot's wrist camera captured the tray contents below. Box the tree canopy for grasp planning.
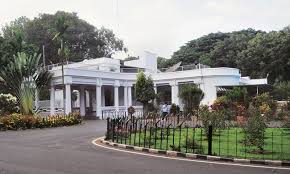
[1,11,126,65]
[160,28,290,84]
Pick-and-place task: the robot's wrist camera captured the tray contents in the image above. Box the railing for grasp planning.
[101,106,144,119]
[159,64,210,72]
[106,114,290,161]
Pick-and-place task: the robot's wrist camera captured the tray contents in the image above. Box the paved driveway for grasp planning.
[0,120,288,174]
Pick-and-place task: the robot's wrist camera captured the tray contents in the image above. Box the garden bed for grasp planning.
[0,112,82,131]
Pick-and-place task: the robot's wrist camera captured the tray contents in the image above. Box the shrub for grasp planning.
[199,106,226,135]
[0,94,19,116]
[243,106,266,151]
[252,93,277,121]
[170,103,180,115]
[127,106,135,116]
[183,135,203,152]
[0,112,82,131]
[225,87,249,108]
[179,84,204,115]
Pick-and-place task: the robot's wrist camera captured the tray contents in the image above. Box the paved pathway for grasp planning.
[0,120,288,174]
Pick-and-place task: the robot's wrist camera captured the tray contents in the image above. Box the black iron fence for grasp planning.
[105,114,290,161]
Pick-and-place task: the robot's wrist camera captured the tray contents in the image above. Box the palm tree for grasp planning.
[52,15,69,114]
[0,52,52,115]
[179,84,204,115]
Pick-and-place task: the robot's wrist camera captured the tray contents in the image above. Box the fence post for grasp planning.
[208,125,213,155]
[106,117,111,140]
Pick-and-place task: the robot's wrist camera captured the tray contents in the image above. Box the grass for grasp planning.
[114,128,290,160]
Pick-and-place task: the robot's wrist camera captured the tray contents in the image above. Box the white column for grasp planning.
[171,85,175,104]
[35,89,39,109]
[124,86,128,109]
[153,84,157,106]
[50,86,55,115]
[128,86,132,107]
[96,85,102,117]
[170,81,179,105]
[65,84,72,115]
[175,85,179,106]
[80,86,86,117]
[114,86,119,111]
[154,85,157,94]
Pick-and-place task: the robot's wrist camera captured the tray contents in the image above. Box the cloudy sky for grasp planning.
[1,0,290,58]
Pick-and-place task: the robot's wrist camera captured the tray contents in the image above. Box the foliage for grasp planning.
[170,103,180,115]
[0,112,82,131]
[225,87,249,107]
[135,71,156,113]
[0,94,19,115]
[124,56,139,61]
[183,135,203,153]
[127,106,135,116]
[0,30,37,94]
[198,106,226,135]
[158,28,290,84]
[0,52,52,115]
[252,93,277,120]
[243,106,267,151]
[1,11,126,65]
[179,84,204,114]
[272,81,290,100]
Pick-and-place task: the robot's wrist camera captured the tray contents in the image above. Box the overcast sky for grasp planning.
[1,0,290,58]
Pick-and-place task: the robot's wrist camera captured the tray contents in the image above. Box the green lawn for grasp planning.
[114,128,290,160]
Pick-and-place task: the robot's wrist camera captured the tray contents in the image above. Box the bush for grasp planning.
[183,135,203,152]
[179,84,204,115]
[225,87,249,108]
[0,112,82,131]
[252,93,277,121]
[0,94,19,115]
[243,106,266,151]
[170,103,180,115]
[199,106,226,135]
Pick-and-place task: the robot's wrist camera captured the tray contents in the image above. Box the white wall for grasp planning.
[124,51,157,73]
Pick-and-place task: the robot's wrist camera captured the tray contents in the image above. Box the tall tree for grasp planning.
[23,11,126,64]
[53,15,69,114]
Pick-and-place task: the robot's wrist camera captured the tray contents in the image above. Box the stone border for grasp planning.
[98,138,290,168]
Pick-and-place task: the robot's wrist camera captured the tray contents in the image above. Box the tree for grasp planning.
[179,84,204,114]
[135,71,155,115]
[243,106,267,151]
[158,27,290,84]
[0,31,37,94]
[53,15,69,115]
[272,81,290,100]
[0,52,52,115]
[3,11,126,64]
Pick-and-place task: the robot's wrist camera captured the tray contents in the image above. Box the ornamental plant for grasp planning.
[0,112,82,131]
[179,84,204,115]
[135,71,156,115]
[127,106,135,117]
[0,52,52,115]
[0,93,19,115]
[243,105,267,151]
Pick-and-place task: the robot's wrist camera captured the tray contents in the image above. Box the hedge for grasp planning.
[0,112,82,131]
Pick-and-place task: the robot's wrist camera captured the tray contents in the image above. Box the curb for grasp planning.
[98,138,290,168]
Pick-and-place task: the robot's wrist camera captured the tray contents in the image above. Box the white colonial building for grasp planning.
[37,51,267,118]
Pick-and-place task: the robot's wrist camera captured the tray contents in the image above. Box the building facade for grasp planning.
[37,51,267,118]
